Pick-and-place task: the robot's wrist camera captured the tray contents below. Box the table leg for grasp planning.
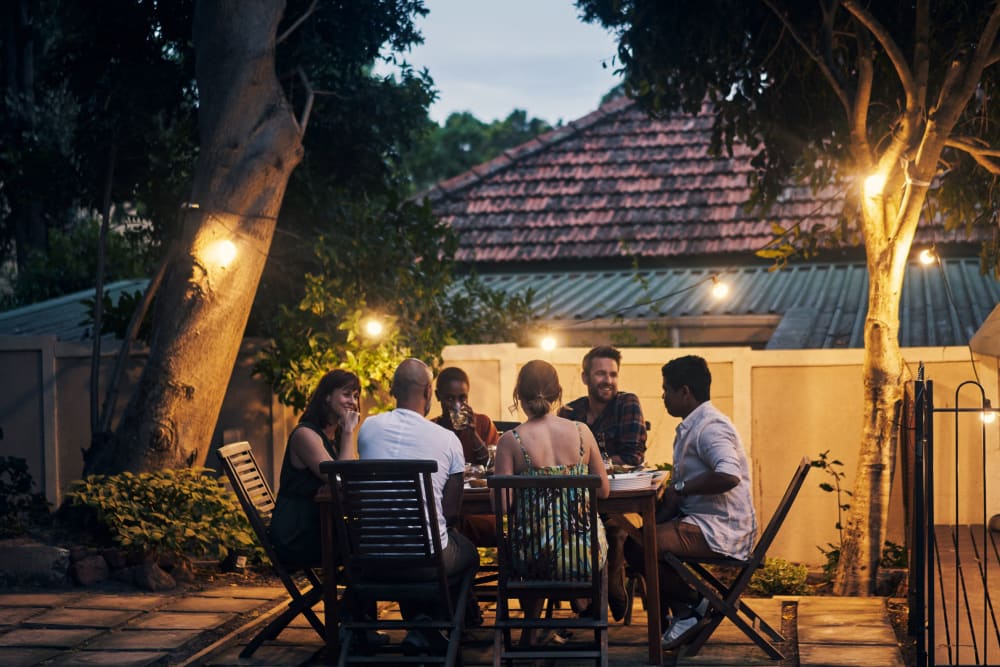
[319,497,340,658]
[641,495,663,665]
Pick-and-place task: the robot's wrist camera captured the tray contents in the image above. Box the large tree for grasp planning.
[84,0,433,474]
[578,0,1000,594]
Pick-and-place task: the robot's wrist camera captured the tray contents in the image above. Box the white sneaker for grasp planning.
[661,614,700,649]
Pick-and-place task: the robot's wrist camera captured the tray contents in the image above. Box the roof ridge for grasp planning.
[419,96,635,203]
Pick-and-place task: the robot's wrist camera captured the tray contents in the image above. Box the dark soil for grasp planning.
[888,598,917,667]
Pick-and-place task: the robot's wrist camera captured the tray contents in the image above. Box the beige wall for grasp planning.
[0,335,296,506]
[443,344,1000,565]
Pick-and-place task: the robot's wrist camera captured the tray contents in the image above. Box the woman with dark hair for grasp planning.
[493,359,610,643]
[270,369,361,567]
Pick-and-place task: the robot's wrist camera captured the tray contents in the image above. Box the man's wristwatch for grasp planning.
[674,480,687,496]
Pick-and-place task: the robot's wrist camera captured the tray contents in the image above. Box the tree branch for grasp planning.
[276,0,317,45]
[761,0,851,114]
[842,0,916,103]
[945,136,1000,174]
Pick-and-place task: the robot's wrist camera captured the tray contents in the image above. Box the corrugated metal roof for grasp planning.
[0,279,149,341]
[475,257,1000,349]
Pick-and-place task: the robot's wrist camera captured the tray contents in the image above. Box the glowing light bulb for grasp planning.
[364,319,384,337]
[918,248,936,265]
[540,336,557,351]
[711,279,729,299]
[864,172,886,198]
[982,399,997,424]
[204,239,237,268]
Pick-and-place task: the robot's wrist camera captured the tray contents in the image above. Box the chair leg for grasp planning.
[623,571,640,626]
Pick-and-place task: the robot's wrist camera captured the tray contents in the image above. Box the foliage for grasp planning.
[812,450,852,547]
[879,540,908,569]
[0,214,155,310]
[748,557,810,596]
[0,0,196,275]
[0,457,51,539]
[66,468,256,562]
[402,109,554,193]
[255,194,537,411]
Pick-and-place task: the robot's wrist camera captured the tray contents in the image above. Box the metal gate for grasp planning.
[911,367,1000,667]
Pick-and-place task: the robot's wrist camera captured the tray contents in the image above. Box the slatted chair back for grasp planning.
[216,441,324,656]
[489,474,608,667]
[322,459,474,666]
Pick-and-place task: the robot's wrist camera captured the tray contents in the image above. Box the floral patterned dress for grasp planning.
[508,423,608,580]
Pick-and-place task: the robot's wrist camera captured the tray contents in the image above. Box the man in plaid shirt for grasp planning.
[560,345,648,620]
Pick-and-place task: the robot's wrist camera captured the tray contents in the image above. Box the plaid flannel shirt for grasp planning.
[560,391,647,466]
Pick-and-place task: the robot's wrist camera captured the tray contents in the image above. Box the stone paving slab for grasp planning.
[0,646,62,667]
[0,607,47,625]
[799,642,905,667]
[161,595,268,613]
[0,627,104,647]
[45,649,168,666]
[196,586,286,599]
[205,643,320,666]
[127,611,233,630]
[85,628,202,650]
[23,607,142,628]
[0,593,85,607]
[799,620,897,644]
[66,594,167,610]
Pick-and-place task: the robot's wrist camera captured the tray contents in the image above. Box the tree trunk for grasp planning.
[84,0,303,474]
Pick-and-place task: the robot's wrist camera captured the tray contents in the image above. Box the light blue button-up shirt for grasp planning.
[673,401,757,559]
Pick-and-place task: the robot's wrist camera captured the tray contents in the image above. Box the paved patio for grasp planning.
[0,583,906,667]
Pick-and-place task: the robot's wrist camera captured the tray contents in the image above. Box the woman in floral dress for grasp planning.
[493,360,610,642]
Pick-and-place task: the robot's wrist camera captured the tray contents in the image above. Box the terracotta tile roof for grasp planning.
[424,98,975,265]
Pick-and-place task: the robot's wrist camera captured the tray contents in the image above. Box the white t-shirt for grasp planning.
[357,408,465,548]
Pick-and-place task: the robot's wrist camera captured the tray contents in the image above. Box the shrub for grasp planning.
[748,557,810,596]
[0,457,51,538]
[67,467,257,563]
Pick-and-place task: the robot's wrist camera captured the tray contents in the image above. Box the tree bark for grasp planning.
[834,254,904,595]
[84,0,303,474]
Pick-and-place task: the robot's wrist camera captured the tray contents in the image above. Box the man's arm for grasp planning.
[611,393,647,466]
[441,472,464,527]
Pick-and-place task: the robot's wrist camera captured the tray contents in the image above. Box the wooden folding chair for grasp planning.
[489,474,608,667]
[216,441,325,657]
[321,459,475,667]
[662,456,811,659]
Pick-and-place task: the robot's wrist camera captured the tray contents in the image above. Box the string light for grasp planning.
[864,172,886,198]
[203,239,237,269]
[364,318,384,338]
[918,248,937,265]
[540,335,557,351]
[711,276,729,299]
[982,398,997,425]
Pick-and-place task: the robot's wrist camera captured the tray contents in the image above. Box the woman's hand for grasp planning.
[341,409,360,432]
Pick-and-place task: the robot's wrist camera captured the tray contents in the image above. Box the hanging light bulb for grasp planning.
[918,248,937,265]
[864,172,886,198]
[364,318,384,338]
[711,276,729,300]
[982,398,997,425]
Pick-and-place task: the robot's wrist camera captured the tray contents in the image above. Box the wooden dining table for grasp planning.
[317,480,664,666]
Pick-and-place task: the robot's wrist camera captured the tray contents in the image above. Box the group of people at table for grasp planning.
[266,345,757,655]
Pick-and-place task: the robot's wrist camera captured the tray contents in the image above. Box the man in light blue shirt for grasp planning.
[358,358,479,654]
[655,355,757,650]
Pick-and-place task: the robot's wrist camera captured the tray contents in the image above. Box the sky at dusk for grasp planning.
[377,0,624,126]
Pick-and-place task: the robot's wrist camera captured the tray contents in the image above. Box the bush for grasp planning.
[67,467,257,563]
[0,457,51,538]
[748,557,810,596]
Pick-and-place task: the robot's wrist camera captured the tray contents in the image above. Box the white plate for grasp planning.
[608,472,651,491]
